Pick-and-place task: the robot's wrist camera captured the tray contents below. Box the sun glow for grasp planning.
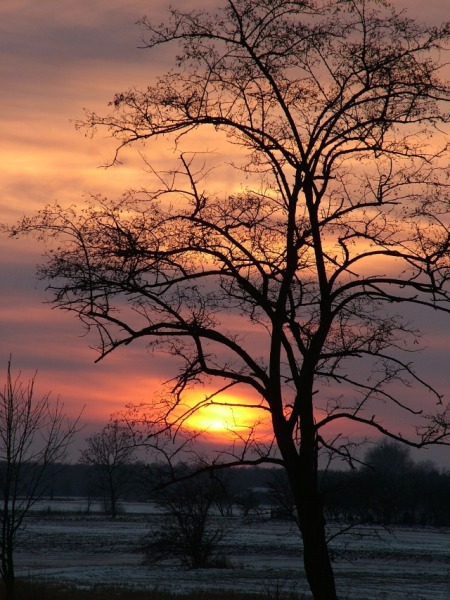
[181,393,270,440]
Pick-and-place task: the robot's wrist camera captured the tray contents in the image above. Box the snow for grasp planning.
[14,502,450,599]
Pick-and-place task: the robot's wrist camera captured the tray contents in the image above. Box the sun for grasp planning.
[187,403,244,432]
[181,392,269,439]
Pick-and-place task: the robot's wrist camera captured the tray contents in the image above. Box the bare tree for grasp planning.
[80,419,136,518]
[7,1,450,598]
[144,466,229,569]
[268,469,297,524]
[359,441,415,524]
[0,358,79,599]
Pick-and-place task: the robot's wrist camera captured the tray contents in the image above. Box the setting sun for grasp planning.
[179,393,270,440]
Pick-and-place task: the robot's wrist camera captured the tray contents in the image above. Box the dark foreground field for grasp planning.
[9,501,450,600]
[2,583,302,600]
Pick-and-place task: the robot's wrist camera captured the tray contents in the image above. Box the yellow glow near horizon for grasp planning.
[181,393,270,438]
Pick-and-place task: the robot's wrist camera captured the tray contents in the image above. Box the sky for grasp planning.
[1,0,450,465]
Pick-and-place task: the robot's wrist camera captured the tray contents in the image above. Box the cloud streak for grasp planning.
[0,0,180,434]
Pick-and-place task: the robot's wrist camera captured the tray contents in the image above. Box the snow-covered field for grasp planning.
[15,500,450,599]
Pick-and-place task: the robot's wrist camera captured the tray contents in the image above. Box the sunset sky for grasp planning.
[1,0,450,464]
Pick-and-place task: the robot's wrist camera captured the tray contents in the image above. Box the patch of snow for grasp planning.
[14,502,450,599]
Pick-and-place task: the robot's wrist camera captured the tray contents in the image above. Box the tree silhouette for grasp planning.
[0,359,79,599]
[144,467,228,569]
[360,441,414,524]
[80,420,136,518]
[8,1,450,598]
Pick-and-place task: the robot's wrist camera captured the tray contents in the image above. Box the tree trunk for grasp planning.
[273,419,338,598]
[108,471,117,519]
[298,490,337,599]
[1,546,15,600]
[284,456,338,600]
[3,577,15,600]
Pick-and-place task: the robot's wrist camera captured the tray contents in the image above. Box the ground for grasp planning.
[14,500,450,599]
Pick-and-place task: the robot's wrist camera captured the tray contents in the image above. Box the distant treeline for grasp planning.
[2,442,449,526]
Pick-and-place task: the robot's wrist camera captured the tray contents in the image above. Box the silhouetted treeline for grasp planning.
[1,442,449,526]
[320,443,450,527]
